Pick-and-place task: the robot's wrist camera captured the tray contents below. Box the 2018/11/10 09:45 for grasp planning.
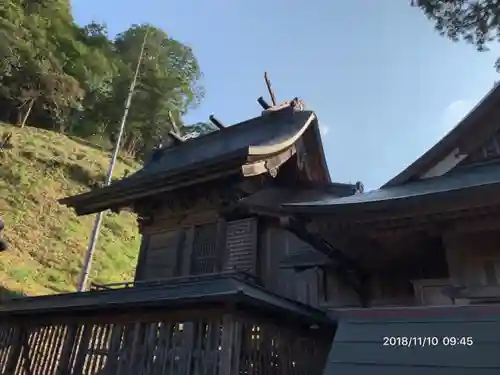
[382,336,474,348]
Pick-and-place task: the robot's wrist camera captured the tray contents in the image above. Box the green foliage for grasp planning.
[182,121,218,139]
[412,0,500,70]
[0,0,208,159]
[0,123,141,296]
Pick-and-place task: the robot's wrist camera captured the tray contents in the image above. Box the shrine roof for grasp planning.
[280,162,500,214]
[60,106,325,215]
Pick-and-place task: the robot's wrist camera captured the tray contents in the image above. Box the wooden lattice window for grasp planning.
[190,222,220,275]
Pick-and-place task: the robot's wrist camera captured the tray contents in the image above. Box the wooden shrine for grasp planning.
[3,78,500,374]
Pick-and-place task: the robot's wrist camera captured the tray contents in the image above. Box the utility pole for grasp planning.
[77,28,150,292]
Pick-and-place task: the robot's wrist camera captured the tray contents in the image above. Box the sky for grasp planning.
[72,0,500,190]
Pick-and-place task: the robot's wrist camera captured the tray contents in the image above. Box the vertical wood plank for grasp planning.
[216,220,227,272]
[134,235,151,282]
[218,315,238,375]
[56,325,78,375]
[140,230,182,281]
[230,320,241,375]
[104,323,124,375]
[182,227,195,276]
[128,322,142,375]
[182,322,195,375]
[72,324,92,375]
[158,323,173,375]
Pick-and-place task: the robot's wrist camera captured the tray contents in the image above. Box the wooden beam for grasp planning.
[443,211,500,236]
[282,217,370,305]
[317,204,500,241]
[241,146,296,177]
[257,96,270,109]
[264,72,277,106]
[168,111,182,135]
[167,131,184,144]
[77,166,243,216]
[209,115,225,129]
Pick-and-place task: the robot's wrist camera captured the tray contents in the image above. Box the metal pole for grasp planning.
[77,28,150,292]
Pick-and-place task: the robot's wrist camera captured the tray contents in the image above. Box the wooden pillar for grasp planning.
[71,324,92,375]
[99,324,124,375]
[219,315,242,375]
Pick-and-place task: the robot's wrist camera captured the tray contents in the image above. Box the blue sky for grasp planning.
[72,0,500,190]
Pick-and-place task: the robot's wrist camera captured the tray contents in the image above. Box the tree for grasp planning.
[412,0,500,70]
[0,3,206,159]
[182,121,217,139]
[0,0,84,128]
[109,24,204,157]
[71,22,121,137]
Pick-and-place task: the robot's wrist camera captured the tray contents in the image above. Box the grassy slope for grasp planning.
[0,123,141,296]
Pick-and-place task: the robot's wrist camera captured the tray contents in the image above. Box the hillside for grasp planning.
[0,123,141,297]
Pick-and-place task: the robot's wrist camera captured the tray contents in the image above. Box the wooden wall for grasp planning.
[258,222,420,308]
[444,229,500,286]
[135,200,449,309]
[137,209,415,308]
[367,272,417,307]
[259,224,323,307]
[321,272,361,308]
[136,210,329,308]
[135,208,259,282]
[135,205,460,309]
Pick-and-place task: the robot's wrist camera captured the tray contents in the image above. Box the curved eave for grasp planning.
[248,112,316,155]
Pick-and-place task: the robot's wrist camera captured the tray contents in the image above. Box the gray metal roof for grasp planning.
[0,274,331,326]
[240,184,358,212]
[282,163,500,213]
[324,305,500,375]
[59,108,323,215]
[114,109,316,186]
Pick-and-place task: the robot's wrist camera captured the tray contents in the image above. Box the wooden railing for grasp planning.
[0,312,230,375]
[0,274,333,375]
